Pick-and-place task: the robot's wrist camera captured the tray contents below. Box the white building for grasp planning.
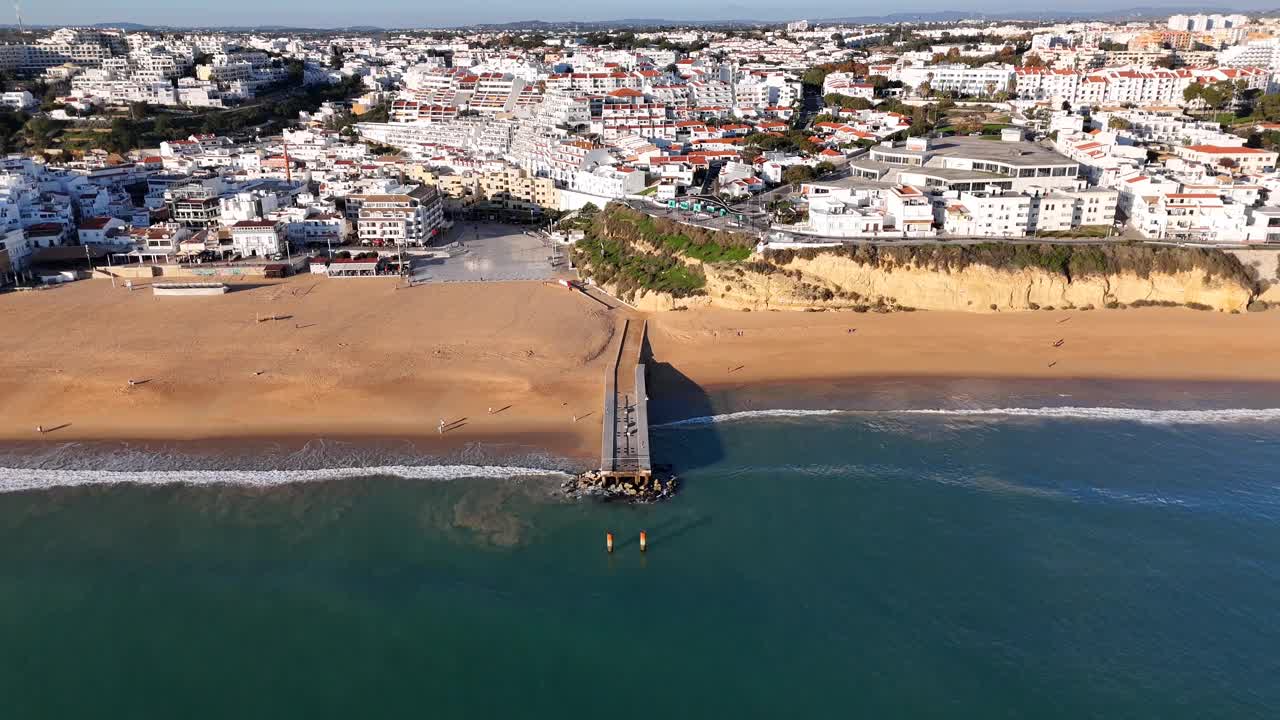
[941,191,1031,237]
[0,91,36,111]
[899,64,1015,97]
[347,185,444,247]
[571,166,646,199]
[229,220,286,258]
[1168,13,1248,32]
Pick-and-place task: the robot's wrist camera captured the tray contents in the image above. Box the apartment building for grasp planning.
[1168,13,1248,32]
[462,73,530,114]
[689,80,735,109]
[474,168,559,216]
[228,220,286,258]
[942,192,1032,237]
[1015,66,1268,107]
[807,189,886,236]
[1129,191,1252,241]
[1027,187,1119,232]
[355,118,517,157]
[347,185,444,247]
[822,72,875,100]
[571,165,646,199]
[1173,145,1279,174]
[166,181,225,228]
[390,100,460,124]
[592,90,676,140]
[899,63,1015,97]
[545,71,644,94]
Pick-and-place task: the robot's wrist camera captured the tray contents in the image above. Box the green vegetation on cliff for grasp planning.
[763,243,1257,289]
[572,204,1258,308]
[571,204,754,299]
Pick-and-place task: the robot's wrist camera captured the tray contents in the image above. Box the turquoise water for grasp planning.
[2,409,1280,717]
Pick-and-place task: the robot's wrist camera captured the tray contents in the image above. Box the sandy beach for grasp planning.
[3,276,1280,462]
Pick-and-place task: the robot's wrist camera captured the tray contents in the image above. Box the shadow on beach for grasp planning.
[641,332,725,475]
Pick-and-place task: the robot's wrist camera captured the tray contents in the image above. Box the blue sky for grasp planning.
[24,1,1263,29]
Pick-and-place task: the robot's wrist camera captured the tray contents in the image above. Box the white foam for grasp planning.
[656,406,1280,427]
[0,464,573,494]
[899,406,1280,425]
[655,408,845,427]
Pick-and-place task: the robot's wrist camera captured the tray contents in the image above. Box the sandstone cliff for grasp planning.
[575,205,1262,314]
[611,248,1260,314]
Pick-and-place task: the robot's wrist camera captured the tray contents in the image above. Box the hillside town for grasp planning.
[5,11,1280,284]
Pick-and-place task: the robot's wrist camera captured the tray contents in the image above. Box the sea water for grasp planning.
[1,407,1279,717]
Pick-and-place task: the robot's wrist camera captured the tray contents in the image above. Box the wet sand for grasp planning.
[3,277,1280,463]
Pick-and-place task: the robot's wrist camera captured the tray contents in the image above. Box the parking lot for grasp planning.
[410,223,569,283]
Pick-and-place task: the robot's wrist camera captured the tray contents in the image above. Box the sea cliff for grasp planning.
[572,205,1263,314]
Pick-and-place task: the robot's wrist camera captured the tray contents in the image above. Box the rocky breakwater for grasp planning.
[564,471,678,502]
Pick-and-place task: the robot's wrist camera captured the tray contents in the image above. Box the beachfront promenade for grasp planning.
[600,318,652,480]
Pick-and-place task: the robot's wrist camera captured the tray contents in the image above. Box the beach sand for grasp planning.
[3,276,1280,462]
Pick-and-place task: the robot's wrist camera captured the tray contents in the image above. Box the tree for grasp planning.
[782,165,816,187]
[1108,116,1132,131]
[106,117,139,153]
[1252,93,1280,122]
[23,115,58,151]
[1061,100,1072,111]
[917,81,932,98]
[824,93,871,111]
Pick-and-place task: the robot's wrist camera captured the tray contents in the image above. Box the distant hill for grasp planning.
[8,6,1268,32]
[816,7,1253,24]
[89,22,150,30]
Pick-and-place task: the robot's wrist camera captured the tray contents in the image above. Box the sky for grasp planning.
[22,0,1268,29]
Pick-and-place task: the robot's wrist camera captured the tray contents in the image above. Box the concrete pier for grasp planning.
[599,318,652,482]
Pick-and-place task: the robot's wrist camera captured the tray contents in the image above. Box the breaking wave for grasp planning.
[0,464,573,494]
[656,406,1280,427]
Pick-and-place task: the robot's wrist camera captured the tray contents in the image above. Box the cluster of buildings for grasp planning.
[794,131,1118,239]
[2,27,341,111]
[0,123,452,282]
[8,11,1280,284]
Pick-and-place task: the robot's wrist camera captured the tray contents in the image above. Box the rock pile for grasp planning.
[563,471,678,502]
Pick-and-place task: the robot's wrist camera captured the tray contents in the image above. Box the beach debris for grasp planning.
[35,425,43,433]
[1052,339,1065,348]
[1048,361,1058,368]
